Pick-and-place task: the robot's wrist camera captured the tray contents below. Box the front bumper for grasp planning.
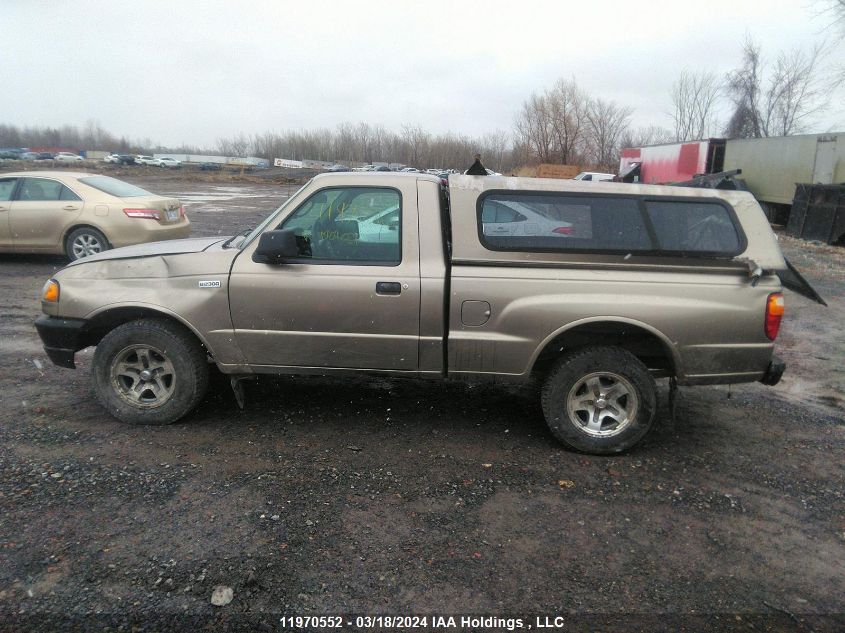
[759,355,786,386]
[34,316,88,369]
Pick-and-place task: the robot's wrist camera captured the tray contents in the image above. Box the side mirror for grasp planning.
[252,229,300,264]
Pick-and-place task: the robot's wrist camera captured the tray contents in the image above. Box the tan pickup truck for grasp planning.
[35,173,823,454]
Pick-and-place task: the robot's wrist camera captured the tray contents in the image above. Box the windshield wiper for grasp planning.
[222,228,252,249]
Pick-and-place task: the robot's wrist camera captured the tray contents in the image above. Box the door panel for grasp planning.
[812,138,836,184]
[228,181,421,371]
[9,178,83,251]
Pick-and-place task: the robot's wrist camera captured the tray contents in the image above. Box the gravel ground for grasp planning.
[0,174,843,632]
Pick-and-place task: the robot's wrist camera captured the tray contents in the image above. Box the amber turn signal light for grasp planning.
[42,279,60,303]
[764,292,784,340]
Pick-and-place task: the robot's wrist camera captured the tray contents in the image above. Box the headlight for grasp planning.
[42,279,60,302]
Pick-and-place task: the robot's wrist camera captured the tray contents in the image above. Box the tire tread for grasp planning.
[541,346,657,454]
[92,318,208,425]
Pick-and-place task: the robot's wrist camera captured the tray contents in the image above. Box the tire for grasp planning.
[92,319,209,425]
[66,226,110,261]
[541,346,657,454]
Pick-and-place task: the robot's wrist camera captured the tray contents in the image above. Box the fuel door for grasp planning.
[461,300,491,327]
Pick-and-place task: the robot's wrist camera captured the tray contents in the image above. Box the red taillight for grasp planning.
[123,208,160,220]
[179,205,185,218]
[553,226,573,235]
[765,292,784,340]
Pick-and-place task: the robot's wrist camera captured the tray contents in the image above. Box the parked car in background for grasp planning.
[135,155,157,166]
[373,165,391,172]
[574,171,616,182]
[114,154,136,165]
[20,152,39,161]
[103,153,121,163]
[55,152,84,163]
[327,164,349,172]
[157,157,181,168]
[35,152,54,160]
[199,162,222,171]
[481,198,574,237]
[354,203,401,242]
[400,167,419,172]
[0,171,190,261]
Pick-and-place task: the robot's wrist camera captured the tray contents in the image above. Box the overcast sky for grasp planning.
[2,0,843,148]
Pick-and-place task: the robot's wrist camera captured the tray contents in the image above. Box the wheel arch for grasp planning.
[63,223,111,251]
[81,304,214,357]
[529,317,681,382]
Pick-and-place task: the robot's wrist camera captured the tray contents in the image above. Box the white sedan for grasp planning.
[481,199,574,237]
[54,152,84,162]
[157,157,181,168]
[354,204,401,243]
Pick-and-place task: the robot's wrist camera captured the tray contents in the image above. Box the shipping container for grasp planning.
[619,139,724,184]
[620,133,844,216]
[722,134,845,205]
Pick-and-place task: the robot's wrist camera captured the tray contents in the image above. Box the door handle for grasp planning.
[376,281,402,295]
[63,205,79,211]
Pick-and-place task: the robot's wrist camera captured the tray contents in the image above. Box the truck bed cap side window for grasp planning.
[477,192,744,257]
[644,200,741,254]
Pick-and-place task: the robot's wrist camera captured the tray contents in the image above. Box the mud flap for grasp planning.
[668,377,678,425]
[230,376,254,410]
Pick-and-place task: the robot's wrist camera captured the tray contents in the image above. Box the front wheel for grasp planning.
[92,319,209,425]
[66,227,110,261]
[541,346,657,454]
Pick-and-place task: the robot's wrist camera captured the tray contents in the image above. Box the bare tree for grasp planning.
[0,119,520,172]
[479,130,510,172]
[401,124,430,167]
[585,98,633,170]
[670,71,721,141]
[547,79,587,163]
[815,0,845,39]
[514,92,555,163]
[217,132,249,157]
[725,37,840,137]
[619,125,675,151]
[725,38,764,137]
[764,44,835,136]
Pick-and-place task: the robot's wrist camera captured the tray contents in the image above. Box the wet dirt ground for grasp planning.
[0,174,843,631]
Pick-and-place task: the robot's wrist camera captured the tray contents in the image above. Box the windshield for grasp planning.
[239,181,311,248]
[78,175,153,197]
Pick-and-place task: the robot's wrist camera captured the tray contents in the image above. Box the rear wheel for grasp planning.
[92,319,209,425]
[541,346,657,454]
[66,227,110,261]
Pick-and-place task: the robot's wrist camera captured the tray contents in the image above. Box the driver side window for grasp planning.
[279,187,402,264]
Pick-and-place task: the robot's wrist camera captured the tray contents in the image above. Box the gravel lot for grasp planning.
[1,172,843,631]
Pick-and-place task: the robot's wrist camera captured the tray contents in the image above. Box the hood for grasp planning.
[67,236,226,266]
